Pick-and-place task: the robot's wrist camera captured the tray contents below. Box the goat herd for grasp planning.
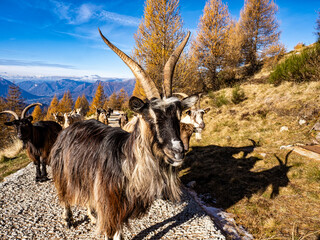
[0,30,210,240]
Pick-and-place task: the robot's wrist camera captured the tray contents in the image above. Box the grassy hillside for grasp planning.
[181,81,320,239]
[0,139,31,182]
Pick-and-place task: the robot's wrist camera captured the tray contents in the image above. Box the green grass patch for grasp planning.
[0,152,31,182]
[269,43,320,85]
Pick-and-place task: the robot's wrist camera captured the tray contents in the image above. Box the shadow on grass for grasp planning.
[181,142,293,209]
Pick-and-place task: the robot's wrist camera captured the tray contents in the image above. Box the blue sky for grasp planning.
[0,0,319,80]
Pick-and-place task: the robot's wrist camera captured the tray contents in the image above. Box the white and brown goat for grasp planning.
[49,30,197,240]
[176,93,210,151]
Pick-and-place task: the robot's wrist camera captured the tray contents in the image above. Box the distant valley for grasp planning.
[0,77,135,105]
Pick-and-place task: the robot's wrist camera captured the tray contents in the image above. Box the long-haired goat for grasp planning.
[49,30,197,240]
[1,103,62,182]
[63,110,83,128]
[118,112,128,128]
[96,108,109,125]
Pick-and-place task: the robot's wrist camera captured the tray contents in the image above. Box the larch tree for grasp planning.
[75,94,90,116]
[133,0,185,97]
[117,89,129,110]
[32,105,42,122]
[238,0,281,73]
[46,94,59,120]
[107,92,120,110]
[5,84,24,114]
[191,0,231,90]
[58,90,74,113]
[89,82,106,115]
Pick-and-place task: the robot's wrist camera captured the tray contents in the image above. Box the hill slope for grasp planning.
[181,81,320,239]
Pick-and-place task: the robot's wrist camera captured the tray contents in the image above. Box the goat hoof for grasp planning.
[35,176,41,182]
[39,176,49,182]
[64,220,73,228]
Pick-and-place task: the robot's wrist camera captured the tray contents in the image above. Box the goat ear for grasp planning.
[204,107,210,113]
[181,95,198,110]
[26,116,33,122]
[4,121,14,126]
[129,96,146,113]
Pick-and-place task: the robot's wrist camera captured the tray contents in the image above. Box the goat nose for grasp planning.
[171,139,183,152]
[199,122,205,129]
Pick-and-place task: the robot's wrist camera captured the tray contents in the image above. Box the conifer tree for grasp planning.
[58,91,74,113]
[32,105,42,122]
[6,84,24,114]
[75,94,90,116]
[46,94,59,120]
[191,0,231,90]
[117,89,129,110]
[108,92,120,110]
[133,0,185,97]
[89,82,106,115]
[238,0,281,73]
[74,96,82,110]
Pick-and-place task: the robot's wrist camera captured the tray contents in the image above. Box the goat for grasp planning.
[63,111,83,128]
[118,112,128,128]
[1,103,62,182]
[49,30,197,240]
[52,112,65,126]
[96,108,109,125]
[175,93,210,151]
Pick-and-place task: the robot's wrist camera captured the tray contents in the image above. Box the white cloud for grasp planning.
[99,10,140,26]
[49,0,140,26]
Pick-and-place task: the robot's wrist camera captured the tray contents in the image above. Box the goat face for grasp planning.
[185,108,210,129]
[5,116,33,142]
[130,95,198,166]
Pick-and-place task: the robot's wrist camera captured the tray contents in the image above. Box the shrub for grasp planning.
[269,43,320,85]
[294,42,305,50]
[231,85,247,104]
[208,91,229,108]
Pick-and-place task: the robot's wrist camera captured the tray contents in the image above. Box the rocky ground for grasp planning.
[0,163,226,240]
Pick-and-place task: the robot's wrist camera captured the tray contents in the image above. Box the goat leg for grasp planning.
[62,204,73,228]
[35,158,41,182]
[105,231,122,240]
[39,158,49,182]
[87,205,97,224]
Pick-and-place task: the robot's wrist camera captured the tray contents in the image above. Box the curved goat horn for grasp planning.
[0,110,19,120]
[99,29,160,100]
[173,92,189,98]
[21,103,42,119]
[197,93,203,109]
[163,31,191,98]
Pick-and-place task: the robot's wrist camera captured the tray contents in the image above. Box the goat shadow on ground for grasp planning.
[132,198,206,240]
[181,142,292,209]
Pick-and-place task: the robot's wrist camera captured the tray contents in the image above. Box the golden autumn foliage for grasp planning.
[75,94,89,116]
[133,0,185,97]
[238,0,281,72]
[89,82,105,115]
[31,105,42,122]
[58,91,73,113]
[191,0,231,90]
[45,94,59,120]
[5,84,24,114]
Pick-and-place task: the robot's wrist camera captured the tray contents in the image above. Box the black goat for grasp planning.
[1,103,62,182]
[49,30,197,239]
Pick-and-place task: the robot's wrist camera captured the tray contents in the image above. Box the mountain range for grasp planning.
[0,77,135,105]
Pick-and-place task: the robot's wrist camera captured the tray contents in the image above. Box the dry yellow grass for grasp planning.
[182,81,320,239]
[0,138,30,182]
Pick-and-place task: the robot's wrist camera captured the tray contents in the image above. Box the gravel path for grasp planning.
[0,163,226,240]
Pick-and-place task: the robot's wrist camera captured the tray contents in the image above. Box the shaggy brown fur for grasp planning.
[180,122,195,151]
[49,96,197,238]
